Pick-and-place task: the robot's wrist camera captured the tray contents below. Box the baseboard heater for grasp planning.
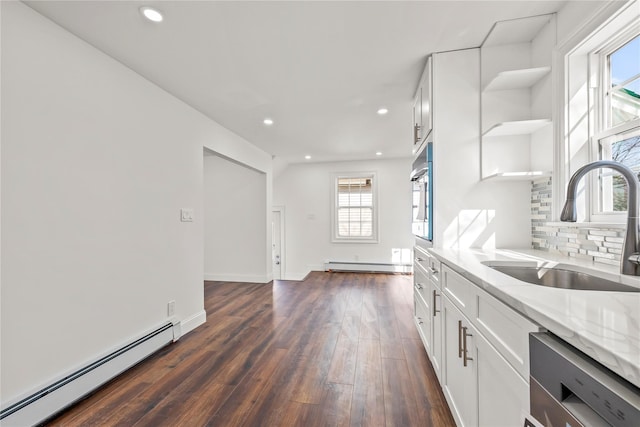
[324,261,412,274]
[0,321,181,426]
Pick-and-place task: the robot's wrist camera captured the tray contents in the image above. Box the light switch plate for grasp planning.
[180,208,194,222]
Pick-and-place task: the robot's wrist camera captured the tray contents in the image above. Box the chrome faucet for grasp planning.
[561,160,640,275]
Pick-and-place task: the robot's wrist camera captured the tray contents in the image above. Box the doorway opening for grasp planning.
[272,206,285,280]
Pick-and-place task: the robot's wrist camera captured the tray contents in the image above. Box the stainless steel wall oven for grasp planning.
[411,135,433,242]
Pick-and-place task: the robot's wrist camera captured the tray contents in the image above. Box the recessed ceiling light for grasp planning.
[263,118,274,125]
[377,108,388,115]
[140,6,163,22]
[305,155,311,160]
[376,152,382,156]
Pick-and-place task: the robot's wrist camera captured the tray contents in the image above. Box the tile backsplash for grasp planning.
[531,177,624,266]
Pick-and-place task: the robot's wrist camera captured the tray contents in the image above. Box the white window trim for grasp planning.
[590,121,640,222]
[554,0,639,222]
[331,171,379,243]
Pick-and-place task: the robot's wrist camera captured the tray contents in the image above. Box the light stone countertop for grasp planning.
[427,247,640,388]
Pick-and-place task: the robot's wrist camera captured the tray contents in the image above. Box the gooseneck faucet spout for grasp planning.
[561,160,640,275]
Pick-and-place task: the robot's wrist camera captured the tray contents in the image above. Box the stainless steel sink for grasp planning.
[482,262,640,292]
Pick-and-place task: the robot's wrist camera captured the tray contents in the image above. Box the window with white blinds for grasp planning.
[332,173,378,242]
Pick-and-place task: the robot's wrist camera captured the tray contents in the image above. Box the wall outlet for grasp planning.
[180,208,194,222]
[167,300,176,317]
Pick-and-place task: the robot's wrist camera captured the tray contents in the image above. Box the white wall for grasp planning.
[556,1,614,45]
[0,1,271,404]
[273,158,413,280]
[432,48,532,249]
[204,153,268,282]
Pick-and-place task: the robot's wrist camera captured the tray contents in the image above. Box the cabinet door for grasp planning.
[414,289,432,354]
[442,297,477,427]
[431,285,444,380]
[476,331,529,427]
[420,56,432,137]
[413,91,422,145]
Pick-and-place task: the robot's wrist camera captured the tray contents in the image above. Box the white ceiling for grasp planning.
[25,0,568,165]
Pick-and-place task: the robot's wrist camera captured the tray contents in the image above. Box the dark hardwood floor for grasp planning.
[45,272,455,426]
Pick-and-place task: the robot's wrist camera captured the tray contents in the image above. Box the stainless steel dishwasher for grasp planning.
[528,332,640,427]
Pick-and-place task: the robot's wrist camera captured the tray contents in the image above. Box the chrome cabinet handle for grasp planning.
[414,283,424,290]
[458,320,463,358]
[429,267,439,275]
[462,326,473,367]
[415,257,427,262]
[432,290,440,317]
[417,316,423,325]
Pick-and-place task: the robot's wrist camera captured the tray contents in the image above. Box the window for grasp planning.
[557,1,639,223]
[593,30,640,219]
[606,35,640,128]
[598,127,640,213]
[332,173,378,242]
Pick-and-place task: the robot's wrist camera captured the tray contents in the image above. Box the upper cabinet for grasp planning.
[413,55,433,152]
[480,14,556,180]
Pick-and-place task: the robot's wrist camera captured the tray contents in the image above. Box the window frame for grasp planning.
[589,27,640,222]
[331,172,379,243]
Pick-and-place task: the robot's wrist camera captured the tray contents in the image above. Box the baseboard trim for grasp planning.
[204,273,271,283]
[281,271,311,281]
[0,322,175,426]
[181,309,206,336]
[324,261,412,274]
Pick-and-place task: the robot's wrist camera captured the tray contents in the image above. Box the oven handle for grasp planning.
[410,167,428,181]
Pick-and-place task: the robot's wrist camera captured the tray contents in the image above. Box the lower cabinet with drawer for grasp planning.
[415,255,539,427]
[413,247,444,380]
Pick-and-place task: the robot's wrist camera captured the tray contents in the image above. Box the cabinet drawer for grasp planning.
[475,289,539,380]
[414,289,431,352]
[426,252,441,289]
[441,264,477,318]
[414,246,431,271]
[413,264,430,303]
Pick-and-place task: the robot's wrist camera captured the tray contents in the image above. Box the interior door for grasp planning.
[272,210,281,280]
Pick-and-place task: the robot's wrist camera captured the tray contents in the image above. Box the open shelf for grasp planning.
[483,119,551,137]
[483,171,551,181]
[484,67,550,92]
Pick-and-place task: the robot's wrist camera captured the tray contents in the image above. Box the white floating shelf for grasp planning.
[484,67,550,92]
[483,171,552,181]
[483,119,551,137]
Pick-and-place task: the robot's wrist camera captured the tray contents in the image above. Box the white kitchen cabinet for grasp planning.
[441,263,538,379]
[480,14,555,180]
[412,94,423,147]
[412,55,433,151]
[442,296,477,427]
[414,265,432,355]
[475,329,530,427]
[414,246,444,380]
[442,293,531,427]
[423,261,540,427]
[428,256,444,381]
[419,55,433,141]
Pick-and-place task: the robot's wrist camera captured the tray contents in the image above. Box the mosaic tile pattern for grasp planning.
[530,177,624,266]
